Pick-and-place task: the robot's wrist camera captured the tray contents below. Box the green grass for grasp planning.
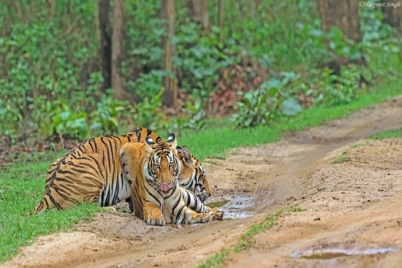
[2,70,402,264]
[0,159,101,262]
[370,129,402,140]
[332,156,351,164]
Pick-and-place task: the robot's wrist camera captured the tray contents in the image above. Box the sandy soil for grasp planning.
[4,97,402,268]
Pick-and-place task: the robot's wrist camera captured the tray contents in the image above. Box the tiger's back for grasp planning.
[32,128,161,213]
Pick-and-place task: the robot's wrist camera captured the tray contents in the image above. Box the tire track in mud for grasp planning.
[5,97,402,268]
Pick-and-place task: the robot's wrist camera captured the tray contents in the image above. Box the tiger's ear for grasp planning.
[146,136,155,145]
[181,146,194,165]
[166,133,177,148]
[145,136,155,153]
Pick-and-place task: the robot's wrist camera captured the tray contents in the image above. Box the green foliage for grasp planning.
[181,96,207,131]
[311,66,363,107]
[232,87,280,128]
[131,89,165,131]
[166,96,208,136]
[51,105,88,139]
[179,77,402,160]
[0,0,99,138]
[0,0,401,139]
[232,72,303,128]
[90,93,128,136]
[174,19,232,94]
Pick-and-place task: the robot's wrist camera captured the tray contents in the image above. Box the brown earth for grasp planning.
[4,97,402,268]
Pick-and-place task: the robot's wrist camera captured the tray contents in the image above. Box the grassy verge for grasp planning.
[1,75,402,263]
[0,159,101,262]
[370,129,402,140]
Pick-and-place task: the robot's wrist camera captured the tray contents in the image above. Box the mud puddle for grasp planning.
[294,246,399,259]
[207,195,255,219]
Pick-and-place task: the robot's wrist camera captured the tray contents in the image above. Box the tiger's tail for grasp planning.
[30,200,47,214]
[30,194,59,214]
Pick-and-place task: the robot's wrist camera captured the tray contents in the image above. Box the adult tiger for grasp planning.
[120,135,221,225]
[31,127,210,213]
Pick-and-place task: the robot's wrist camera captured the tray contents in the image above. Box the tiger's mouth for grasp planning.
[160,182,171,192]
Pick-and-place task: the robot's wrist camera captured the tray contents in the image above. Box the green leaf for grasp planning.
[281,97,302,116]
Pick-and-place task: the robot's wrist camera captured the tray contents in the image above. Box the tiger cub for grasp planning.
[31,127,211,213]
[120,135,221,225]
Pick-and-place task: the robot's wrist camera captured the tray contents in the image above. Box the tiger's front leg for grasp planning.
[143,201,165,226]
[179,207,212,224]
[180,188,224,221]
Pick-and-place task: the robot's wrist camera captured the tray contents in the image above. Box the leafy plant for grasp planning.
[231,88,278,128]
[311,66,363,107]
[181,96,207,131]
[131,89,166,131]
[90,93,128,136]
[51,105,88,139]
[232,73,303,129]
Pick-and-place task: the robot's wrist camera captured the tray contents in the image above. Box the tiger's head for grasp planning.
[144,133,180,193]
[177,146,211,202]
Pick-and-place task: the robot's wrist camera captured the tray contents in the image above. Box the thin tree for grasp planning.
[217,0,223,42]
[187,0,209,31]
[161,0,177,108]
[112,0,124,100]
[99,0,112,92]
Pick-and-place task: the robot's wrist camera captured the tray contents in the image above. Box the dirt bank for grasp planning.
[5,97,402,268]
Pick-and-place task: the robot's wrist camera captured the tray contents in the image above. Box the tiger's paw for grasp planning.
[143,203,165,226]
[191,212,212,224]
[205,206,224,221]
[144,215,166,226]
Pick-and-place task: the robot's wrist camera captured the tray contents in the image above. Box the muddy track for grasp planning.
[5,97,402,268]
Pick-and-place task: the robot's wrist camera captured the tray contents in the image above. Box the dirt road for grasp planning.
[5,97,402,268]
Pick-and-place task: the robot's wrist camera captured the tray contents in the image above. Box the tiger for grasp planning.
[31,127,211,213]
[120,134,222,225]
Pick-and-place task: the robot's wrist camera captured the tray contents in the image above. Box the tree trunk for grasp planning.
[161,0,177,109]
[112,0,124,100]
[98,0,112,93]
[381,0,402,29]
[317,0,365,65]
[217,0,223,42]
[187,0,209,30]
[317,0,361,43]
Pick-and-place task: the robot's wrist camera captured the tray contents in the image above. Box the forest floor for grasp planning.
[4,96,402,268]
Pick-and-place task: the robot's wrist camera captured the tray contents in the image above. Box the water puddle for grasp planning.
[206,196,254,219]
[292,247,399,259]
[207,199,229,208]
